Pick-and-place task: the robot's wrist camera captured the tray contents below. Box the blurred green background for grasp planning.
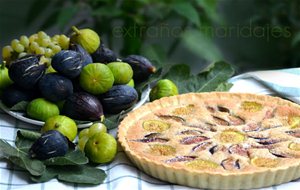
[1,0,300,73]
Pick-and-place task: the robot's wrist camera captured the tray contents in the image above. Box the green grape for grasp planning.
[51,35,60,42]
[79,128,90,139]
[58,34,70,49]
[37,31,48,39]
[88,123,107,137]
[29,34,38,43]
[29,42,39,52]
[44,48,53,57]
[2,46,13,60]
[35,47,45,54]
[78,136,89,151]
[20,35,29,48]
[51,45,61,54]
[41,38,51,47]
[18,52,27,58]
[11,39,24,53]
[40,56,51,66]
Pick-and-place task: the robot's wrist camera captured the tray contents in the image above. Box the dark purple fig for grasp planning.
[192,141,213,152]
[99,85,138,114]
[243,123,261,132]
[212,116,230,126]
[217,106,230,113]
[8,55,46,89]
[132,137,169,143]
[122,55,156,82]
[179,130,203,135]
[144,133,161,138]
[165,156,197,163]
[209,145,219,154]
[51,50,83,79]
[62,92,104,121]
[184,122,217,132]
[156,114,186,123]
[256,138,285,145]
[38,73,73,102]
[209,145,227,154]
[228,144,249,157]
[180,136,209,145]
[269,149,292,158]
[91,43,117,63]
[286,130,300,138]
[29,130,68,160]
[1,84,38,107]
[228,115,245,125]
[69,43,93,67]
[264,109,275,119]
[206,106,215,113]
[221,158,240,170]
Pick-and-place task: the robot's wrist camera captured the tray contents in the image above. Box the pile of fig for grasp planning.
[0,26,157,122]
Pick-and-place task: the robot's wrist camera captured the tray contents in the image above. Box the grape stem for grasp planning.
[1,61,6,69]
[72,26,81,35]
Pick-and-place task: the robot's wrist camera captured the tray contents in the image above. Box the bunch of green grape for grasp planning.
[2,31,70,66]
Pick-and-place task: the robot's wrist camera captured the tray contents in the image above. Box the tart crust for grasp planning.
[118,92,300,189]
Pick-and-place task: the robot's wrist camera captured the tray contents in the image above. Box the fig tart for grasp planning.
[118,92,300,189]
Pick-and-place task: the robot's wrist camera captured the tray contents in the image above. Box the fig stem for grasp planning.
[72,26,81,35]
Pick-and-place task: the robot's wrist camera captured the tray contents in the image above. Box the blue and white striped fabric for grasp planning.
[229,68,300,104]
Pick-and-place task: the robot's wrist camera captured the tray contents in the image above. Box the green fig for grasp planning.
[149,79,179,101]
[70,26,100,54]
[0,62,13,90]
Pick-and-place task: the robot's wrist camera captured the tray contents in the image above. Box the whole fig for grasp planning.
[62,92,104,121]
[149,79,178,101]
[8,55,46,89]
[38,73,73,102]
[91,43,117,64]
[51,50,83,79]
[69,43,93,67]
[1,84,38,107]
[99,85,138,114]
[29,130,69,160]
[70,26,100,54]
[122,55,156,82]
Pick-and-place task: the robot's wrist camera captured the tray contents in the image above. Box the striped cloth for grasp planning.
[1,68,300,190]
[229,68,300,104]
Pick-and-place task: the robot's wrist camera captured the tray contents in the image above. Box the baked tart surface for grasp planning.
[118,92,300,189]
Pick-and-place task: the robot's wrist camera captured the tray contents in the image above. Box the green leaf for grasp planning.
[44,150,88,166]
[17,130,41,141]
[103,114,121,130]
[171,2,200,26]
[10,156,45,176]
[10,101,28,111]
[92,6,123,17]
[0,139,45,176]
[292,32,300,47]
[163,64,191,85]
[26,0,52,25]
[15,130,40,152]
[0,139,22,158]
[141,45,167,66]
[182,61,234,93]
[57,5,78,31]
[195,0,221,23]
[57,165,106,184]
[31,165,107,184]
[215,82,234,92]
[40,10,60,30]
[182,29,222,62]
